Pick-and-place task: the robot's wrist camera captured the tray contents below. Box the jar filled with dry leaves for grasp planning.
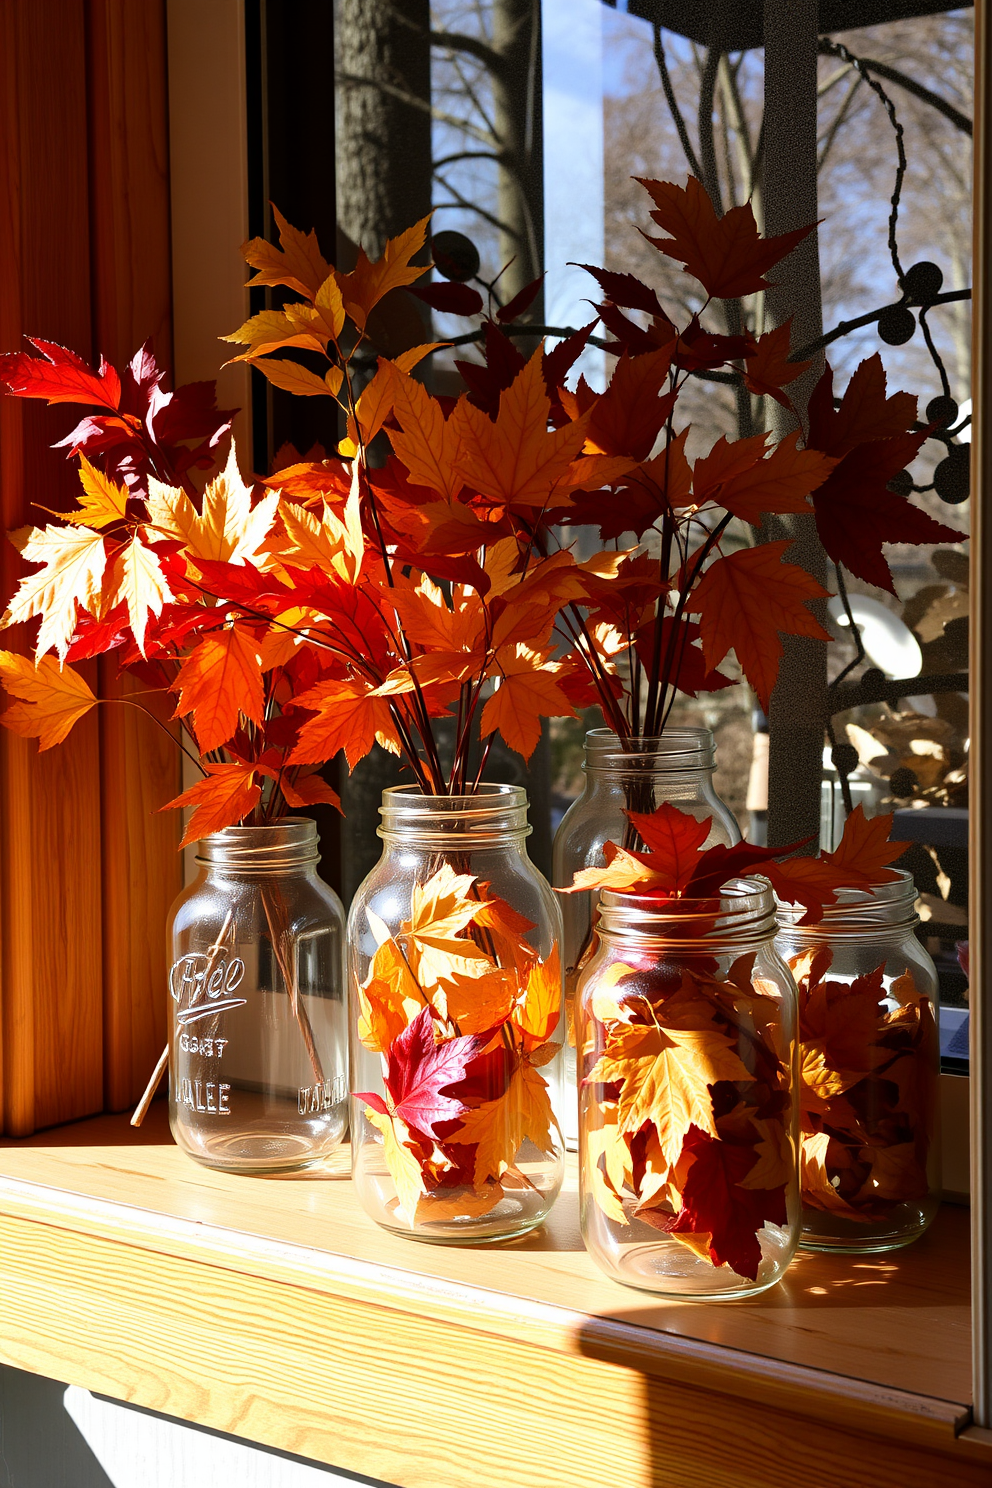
[554,729,740,1149]
[348,784,565,1243]
[577,879,800,1298]
[776,870,941,1252]
[168,821,348,1173]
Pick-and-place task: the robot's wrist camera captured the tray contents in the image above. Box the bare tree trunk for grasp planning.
[492,0,544,316]
[763,0,829,851]
[336,0,431,256]
[336,0,433,899]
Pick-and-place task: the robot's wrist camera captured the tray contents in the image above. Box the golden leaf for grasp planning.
[0,651,98,749]
[3,523,106,660]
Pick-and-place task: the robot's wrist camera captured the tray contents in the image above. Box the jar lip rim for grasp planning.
[195,817,319,867]
[601,876,773,915]
[586,726,713,749]
[382,783,525,804]
[775,867,918,916]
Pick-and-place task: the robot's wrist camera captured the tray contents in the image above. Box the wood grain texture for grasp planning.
[0,1118,986,1486]
[0,0,104,1135]
[85,0,183,1111]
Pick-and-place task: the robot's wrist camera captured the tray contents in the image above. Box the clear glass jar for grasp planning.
[553,729,741,1148]
[776,870,941,1252]
[348,784,565,1243]
[167,820,348,1173]
[577,880,800,1299]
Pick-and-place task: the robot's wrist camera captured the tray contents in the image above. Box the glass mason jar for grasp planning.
[348,784,565,1243]
[776,870,941,1252]
[167,820,348,1173]
[553,728,741,1148]
[577,879,800,1299]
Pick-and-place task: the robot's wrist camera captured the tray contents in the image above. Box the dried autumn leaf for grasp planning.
[693,431,836,524]
[807,354,918,459]
[690,539,831,711]
[512,947,562,1048]
[252,358,342,398]
[384,365,465,501]
[624,803,711,889]
[173,626,264,751]
[334,216,431,330]
[146,443,279,566]
[68,455,129,529]
[0,338,122,409]
[480,644,577,761]
[110,532,172,656]
[404,864,493,986]
[290,675,402,769]
[365,1005,489,1138]
[587,1021,750,1169]
[452,351,589,510]
[364,1107,427,1225]
[822,804,909,880]
[638,176,812,299]
[3,523,107,660]
[279,770,342,812]
[447,1060,559,1188]
[665,1126,787,1281]
[163,761,262,848]
[242,204,332,300]
[0,650,98,748]
[742,320,812,406]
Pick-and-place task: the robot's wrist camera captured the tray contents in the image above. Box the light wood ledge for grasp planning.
[0,1106,986,1488]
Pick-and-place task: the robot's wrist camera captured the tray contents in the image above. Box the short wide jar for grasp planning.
[348,785,565,1244]
[168,820,348,1173]
[577,881,800,1299]
[776,870,941,1252]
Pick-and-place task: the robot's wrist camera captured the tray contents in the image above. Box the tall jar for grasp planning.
[553,728,741,1147]
[577,880,800,1299]
[776,870,941,1252]
[167,820,348,1173]
[348,784,565,1243]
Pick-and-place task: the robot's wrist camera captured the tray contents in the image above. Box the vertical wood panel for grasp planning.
[0,0,104,1134]
[85,0,183,1111]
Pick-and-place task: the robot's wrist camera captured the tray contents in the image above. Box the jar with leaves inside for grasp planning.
[776,870,940,1252]
[577,880,800,1298]
[554,728,740,1146]
[348,784,565,1243]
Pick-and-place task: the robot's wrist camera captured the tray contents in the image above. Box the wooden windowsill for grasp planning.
[0,1106,987,1488]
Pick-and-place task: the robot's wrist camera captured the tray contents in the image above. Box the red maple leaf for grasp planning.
[357,1007,489,1138]
[0,338,122,410]
[637,177,812,300]
[624,803,712,888]
[664,1126,787,1281]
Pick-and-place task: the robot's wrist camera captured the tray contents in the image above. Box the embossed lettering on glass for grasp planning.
[168,819,347,1172]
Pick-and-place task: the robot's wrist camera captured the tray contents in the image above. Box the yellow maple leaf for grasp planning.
[358,937,426,1052]
[402,863,493,987]
[0,651,97,749]
[3,523,106,659]
[447,1060,559,1188]
[512,947,562,1048]
[146,443,279,566]
[241,204,332,299]
[107,532,172,656]
[365,1107,427,1226]
[66,455,129,529]
[588,1021,750,1169]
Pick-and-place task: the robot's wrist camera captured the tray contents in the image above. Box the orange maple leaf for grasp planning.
[241,204,332,300]
[638,176,812,299]
[173,626,265,752]
[583,347,675,462]
[280,770,342,812]
[480,644,577,760]
[447,1060,559,1187]
[808,353,918,458]
[452,351,589,510]
[692,431,835,523]
[823,804,909,879]
[0,650,98,749]
[690,539,831,710]
[383,365,465,501]
[333,217,430,330]
[290,675,402,768]
[163,761,262,848]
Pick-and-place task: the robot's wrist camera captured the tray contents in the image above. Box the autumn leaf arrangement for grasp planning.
[568,801,910,1280]
[0,174,952,1241]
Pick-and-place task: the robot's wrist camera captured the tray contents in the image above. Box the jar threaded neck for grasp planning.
[196,819,319,871]
[583,727,716,774]
[598,878,777,948]
[378,783,531,846]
